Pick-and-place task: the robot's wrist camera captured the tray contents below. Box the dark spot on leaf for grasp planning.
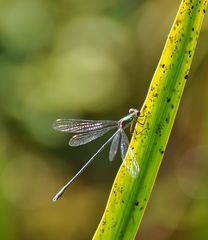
[192,27,195,31]
[140,207,144,211]
[167,97,171,103]
[171,104,174,109]
[119,187,124,194]
[135,201,139,206]
[122,200,125,204]
[162,64,165,68]
[160,148,165,154]
[165,116,170,123]
[156,123,164,137]
[184,74,188,80]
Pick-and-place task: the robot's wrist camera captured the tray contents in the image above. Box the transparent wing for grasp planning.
[69,126,116,146]
[120,129,129,160]
[53,119,117,133]
[123,149,140,178]
[109,131,121,161]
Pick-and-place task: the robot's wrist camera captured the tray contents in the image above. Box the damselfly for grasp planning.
[52,108,140,202]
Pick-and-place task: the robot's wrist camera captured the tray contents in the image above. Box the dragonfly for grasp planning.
[52,108,140,202]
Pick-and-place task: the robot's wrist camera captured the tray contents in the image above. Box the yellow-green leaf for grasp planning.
[93,0,207,239]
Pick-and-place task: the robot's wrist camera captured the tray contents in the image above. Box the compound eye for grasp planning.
[129,108,135,113]
[129,108,140,116]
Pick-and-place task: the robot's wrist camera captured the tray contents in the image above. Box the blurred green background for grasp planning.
[0,0,208,239]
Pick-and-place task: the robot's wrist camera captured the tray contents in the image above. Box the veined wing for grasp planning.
[69,126,116,146]
[123,149,140,178]
[109,130,121,161]
[120,129,129,160]
[119,129,140,177]
[53,119,117,133]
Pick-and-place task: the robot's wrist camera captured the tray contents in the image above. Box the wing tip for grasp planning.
[52,119,61,127]
[68,136,80,147]
[52,119,69,132]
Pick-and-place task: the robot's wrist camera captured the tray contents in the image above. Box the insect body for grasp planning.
[52,108,140,201]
